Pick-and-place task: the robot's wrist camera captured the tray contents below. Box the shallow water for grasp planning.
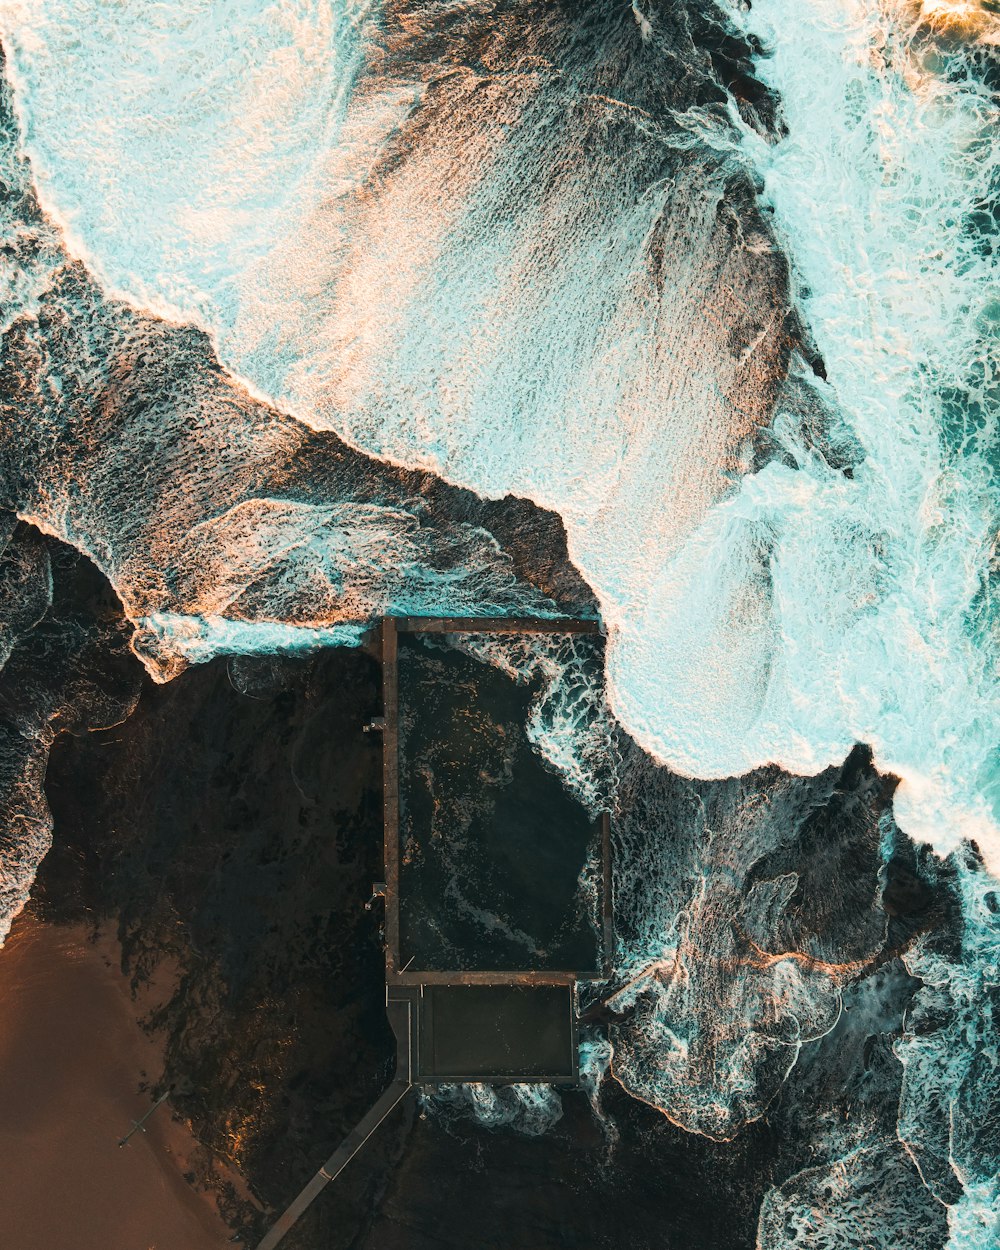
[0,915,233,1250]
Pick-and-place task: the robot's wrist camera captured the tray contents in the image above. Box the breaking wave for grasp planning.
[420,1081,564,1138]
[0,0,788,805]
[1,0,996,883]
[713,0,1000,872]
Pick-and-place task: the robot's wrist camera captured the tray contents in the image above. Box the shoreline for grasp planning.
[0,911,239,1250]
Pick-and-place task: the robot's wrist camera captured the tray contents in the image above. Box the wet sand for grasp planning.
[0,913,235,1250]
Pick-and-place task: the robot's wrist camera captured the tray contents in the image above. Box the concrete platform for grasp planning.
[415,984,578,1083]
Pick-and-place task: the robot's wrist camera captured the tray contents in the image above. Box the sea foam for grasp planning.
[714,0,1000,873]
[0,0,785,810]
[0,0,995,877]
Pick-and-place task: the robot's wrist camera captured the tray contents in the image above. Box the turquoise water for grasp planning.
[1,0,995,874]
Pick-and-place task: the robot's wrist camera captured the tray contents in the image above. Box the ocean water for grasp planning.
[1,0,996,879]
[0,1,997,1246]
[0,0,788,788]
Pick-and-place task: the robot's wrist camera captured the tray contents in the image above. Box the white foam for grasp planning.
[134,613,367,678]
[421,1081,564,1136]
[894,851,1000,1246]
[1,0,996,874]
[711,0,1000,869]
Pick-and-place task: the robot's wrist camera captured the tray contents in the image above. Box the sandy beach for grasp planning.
[0,913,236,1250]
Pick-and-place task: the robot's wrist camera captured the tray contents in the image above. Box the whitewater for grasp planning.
[0,0,996,882]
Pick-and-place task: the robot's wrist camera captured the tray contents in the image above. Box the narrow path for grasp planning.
[254,996,415,1250]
